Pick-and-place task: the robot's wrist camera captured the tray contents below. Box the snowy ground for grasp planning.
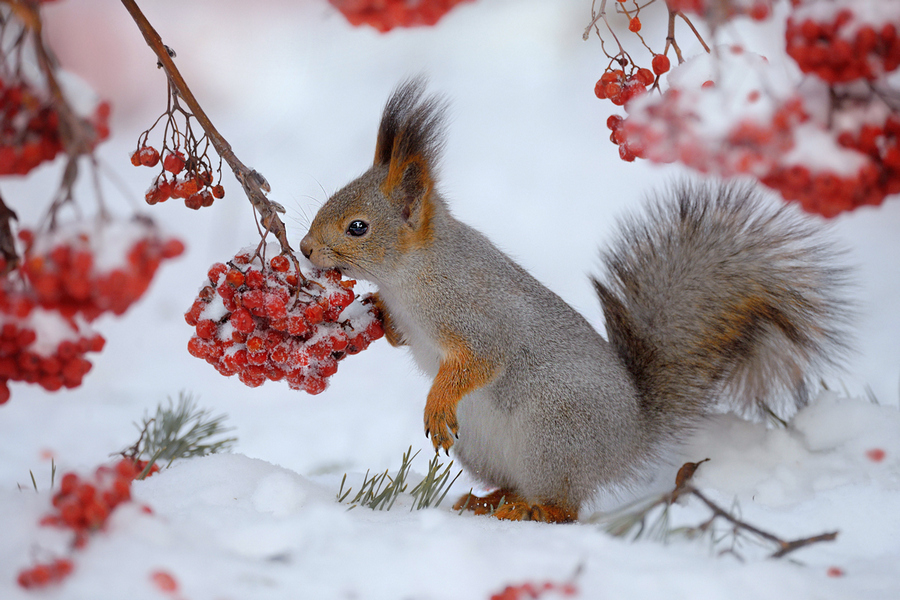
[2,1,900,598]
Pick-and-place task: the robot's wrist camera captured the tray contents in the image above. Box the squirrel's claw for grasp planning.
[424,409,457,454]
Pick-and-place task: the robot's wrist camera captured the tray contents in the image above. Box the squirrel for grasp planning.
[299,78,851,523]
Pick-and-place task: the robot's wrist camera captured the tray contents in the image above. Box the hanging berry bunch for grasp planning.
[786,2,900,84]
[0,294,104,403]
[186,244,384,394]
[329,0,473,33]
[19,218,185,321]
[0,3,185,406]
[0,73,109,178]
[588,0,900,217]
[132,58,225,210]
[0,217,184,404]
[0,0,110,179]
[586,0,690,110]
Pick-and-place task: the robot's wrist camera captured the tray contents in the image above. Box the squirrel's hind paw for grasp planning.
[454,490,576,523]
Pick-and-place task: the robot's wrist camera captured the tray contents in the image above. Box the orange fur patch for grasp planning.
[425,334,497,453]
[454,489,577,523]
[708,294,804,355]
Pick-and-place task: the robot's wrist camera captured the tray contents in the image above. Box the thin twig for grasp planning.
[676,10,711,54]
[119,0,294,254]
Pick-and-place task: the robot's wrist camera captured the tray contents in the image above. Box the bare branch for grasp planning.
[119,0,294,253]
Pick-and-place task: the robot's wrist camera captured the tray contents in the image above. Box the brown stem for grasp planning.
[665,8,684,64]
[119,0,294,254]
[770,531,840,559]
[676,10,711,54]
[0,191,18,273]
[690,488,839,559]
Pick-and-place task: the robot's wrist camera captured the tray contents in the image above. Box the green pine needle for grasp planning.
[124,392,236,475]
[338,446,462,512]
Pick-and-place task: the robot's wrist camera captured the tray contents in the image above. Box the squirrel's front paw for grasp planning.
[424,405,458,454]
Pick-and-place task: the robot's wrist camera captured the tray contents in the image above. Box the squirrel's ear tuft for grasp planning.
[375,77,448,211]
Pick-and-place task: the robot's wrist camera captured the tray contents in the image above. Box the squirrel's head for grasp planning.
[301,78,447,282]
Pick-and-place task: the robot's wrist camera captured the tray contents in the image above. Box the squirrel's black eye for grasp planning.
[346,220,368,237]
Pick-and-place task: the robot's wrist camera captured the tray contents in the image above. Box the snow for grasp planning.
[1,0,899,599]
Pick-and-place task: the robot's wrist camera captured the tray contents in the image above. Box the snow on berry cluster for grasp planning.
[17,457,157,589]
[618,48,804,173]
[19,218,185,321]
[665,0,773,21]
[786,0,900,83]
[0,76,110,175]
[0,302,104,403]
[597,0,900,217]
[186,244,384,394]
[614,43,900,216]
[0,218,183,404]
[133,145,225,209]
[329,0,472,33]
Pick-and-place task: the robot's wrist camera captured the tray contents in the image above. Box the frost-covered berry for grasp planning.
[186,244,384,394]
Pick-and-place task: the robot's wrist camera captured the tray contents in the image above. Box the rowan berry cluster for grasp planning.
[618,49,807,178]
[17,558,74,589]
[186,245,384,394]
[0,219,183,404]
[329,0,471,32]
[19,220,185,320]
[594,67,656,107]
[0,307,104,403]
[133,145,225,209]
[38,458,153,549]
[0,77,110,176]
[759,131,886,217]
[786,3,900,83]
[17,457,157,589]
[489,580,579,600]
[601,0,900,217]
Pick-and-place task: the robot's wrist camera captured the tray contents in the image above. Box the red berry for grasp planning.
[651,54,670,75]
[163,151,186,174]
[150,570,179,593]
[635,68,655,86]
[865,448,886,462]
[231,308,256,334]
[138,146,160,167]
[270,255,291,272]
[629,17,641,32]
[208,263,228,284]
[196,319,218,339]
[225,268,245,287]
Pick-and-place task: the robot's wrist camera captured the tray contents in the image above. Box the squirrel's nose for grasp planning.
[299,235,313,259]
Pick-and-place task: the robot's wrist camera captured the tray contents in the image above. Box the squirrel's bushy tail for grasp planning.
[592,182,852,432]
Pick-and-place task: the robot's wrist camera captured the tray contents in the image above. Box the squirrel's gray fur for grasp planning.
[300,78,852,517]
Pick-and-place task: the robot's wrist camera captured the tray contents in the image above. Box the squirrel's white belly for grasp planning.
[453,386,528,490]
